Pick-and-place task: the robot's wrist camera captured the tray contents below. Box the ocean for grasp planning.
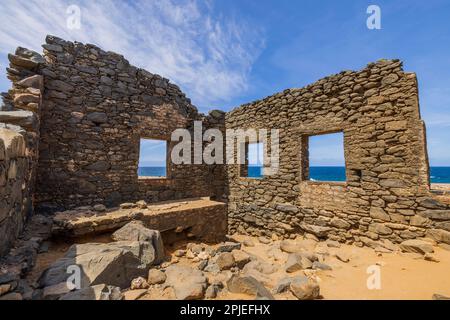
[139,166,450,183]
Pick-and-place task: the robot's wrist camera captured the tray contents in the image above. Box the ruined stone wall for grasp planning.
[0,48,44,256]
[35,36,225,212]
[226,59,450,246]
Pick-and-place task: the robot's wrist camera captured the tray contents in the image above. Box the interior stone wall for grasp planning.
[225,59,450,246]
[34,36,225,212]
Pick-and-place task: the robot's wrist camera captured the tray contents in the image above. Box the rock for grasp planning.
[87,112,108,124]
[0,292,23,300]
[197,251,209,260]
[226,275,274,300]
[432,293,450,300]
[86,161,110,171]
[273,277,292,294]
[0,273,18,285]
[258,237,271,244]
[165,265,207,300]
[136,200,147,209]
[8,54,39,69]
[42,282,73,300]
[130,276,149,290]
[232,250,251,269]
[39,241,155,289]
[205,285,219,299]
[148,269,166,285]
[120,203,136,209]
[326,240,341,248]
[204,262,220,273]
[424,253,439,263]
[368,223,393,235]
[243,239,255,247]
[123,289,148,301]
[93,204,106,212]
[335,252,350,263]
[290,276,320,300]
[243,260,278,275]
[0,284,11,296]
[112,221,165,264]
[216,242,241,253]
[426,229,450,245]
[400,239,434,255]
[280,240,302,253]
[197,260,208,271]
[300,223,331,238]
[370,207,391,221]
[60,284,123,300]
[174,249,186,257]
[0,111,38,130]
[312,261,332,270]
[216,252,235,270]
[285,253,312,273]
[17,75,44,89]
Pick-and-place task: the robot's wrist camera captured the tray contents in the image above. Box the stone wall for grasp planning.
[226,59,450,246]
[0,48,44,256]
[34,36,225,212]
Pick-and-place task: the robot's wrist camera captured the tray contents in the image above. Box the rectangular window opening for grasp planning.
[241,142,265,179]
[308,132,346,182]
[138,138,168,179]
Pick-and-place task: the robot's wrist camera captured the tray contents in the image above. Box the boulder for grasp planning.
[112,221,165,264]
[280,240,302,253]
[216,252,235,270]
[59,284,123,300]
[400,239,434,255]
[123,289,147,301]
[39,241,155,289]
[148,269,166,285]
[165,265,207,300]
[232,250,251,269]
[226,275,274,300]
[290,276,320,300]
[285,253,312,273]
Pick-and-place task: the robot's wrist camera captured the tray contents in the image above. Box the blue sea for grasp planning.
[139,166,450,183]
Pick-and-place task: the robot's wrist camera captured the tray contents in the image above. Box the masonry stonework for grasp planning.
[34,36,225,212]
[226,59,450,247]
[1,36,450,258]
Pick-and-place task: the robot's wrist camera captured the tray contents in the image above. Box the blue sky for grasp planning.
[0,0,449,166]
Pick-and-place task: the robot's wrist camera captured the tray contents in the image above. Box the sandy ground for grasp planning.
[30,233,450,300]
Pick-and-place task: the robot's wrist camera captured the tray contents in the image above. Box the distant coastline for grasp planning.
[139,166,450,183]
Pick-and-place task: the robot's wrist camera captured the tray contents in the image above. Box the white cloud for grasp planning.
[0,0,265,110]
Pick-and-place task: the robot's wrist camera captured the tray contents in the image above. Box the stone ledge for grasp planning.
[52,197,227,243]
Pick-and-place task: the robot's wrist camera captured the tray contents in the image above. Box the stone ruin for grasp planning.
[1,35,450,260]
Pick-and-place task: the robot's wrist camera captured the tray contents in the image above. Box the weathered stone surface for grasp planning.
[165,265,207,300]
[130,276,149,290]
[290,276,320,300]
[426,229,450,245]
[216,252,235,270]
[111,221,165,264]
[39,241,155,289]
[226,275,274,300]
[400,239,434,255]
[148,269,166,285]
[232,250,251,269]
[216,242,241,253]
[285,253,312,273]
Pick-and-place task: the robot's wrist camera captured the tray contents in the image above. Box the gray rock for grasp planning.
[232,250,251,269]
[216,241,241,253]
[205,284,219,299]
[165,265,207,300]
[85,161,111,171]
[226,275,274,300]
[39,241,155,289]
[290,276,320,300]
[273,277,292,294]
[0,111,37,130]
[112,221,165,264]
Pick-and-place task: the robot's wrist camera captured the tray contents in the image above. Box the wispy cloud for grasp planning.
[0,0,265,110]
